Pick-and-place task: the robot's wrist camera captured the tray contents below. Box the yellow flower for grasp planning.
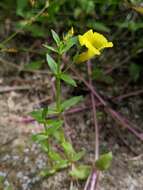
[76,29,113,63]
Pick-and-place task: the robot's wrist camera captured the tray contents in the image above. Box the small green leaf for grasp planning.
[32,133,48,142]
[54,159,69,170]
[40,140,49,152]
[60,73,77,87]
[61,36,78,53]
[95,152,113,171]
[46,54,58,74]
[51,30,61,46]
[46,120,63,136]
[30,106,57,124]
[69,165,91,180]
[62,141,75,156]
[53,129,65,142]
[40,168,56,177]
[61,96,83,111]
[46,119,63,127]
[30,110,44,123]
[43,44,58,53]
[71,149,85,162]
[49,150,63,161]
[24,61,43,70]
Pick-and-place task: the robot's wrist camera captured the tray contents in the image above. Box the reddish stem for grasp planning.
[70,65,143,141]
[87,61,99,161]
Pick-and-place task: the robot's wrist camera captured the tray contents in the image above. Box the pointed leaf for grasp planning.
[95,152,113,171]
[49,150,63,161]
[71,149,85,162]
[46,120,63,136]
[54,159,69,170]
[43,44,58,53]
[69,165,91,180]
[32,133,48,142]
[40,168,56,177]
[62,141,75,156]
[61,36,78,53]
[60,73,77,87]
[51,30,60,46]
[61,96,83,111]
[46,54,57,74]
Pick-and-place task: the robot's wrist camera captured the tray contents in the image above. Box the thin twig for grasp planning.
[70,65,143,141]
[0,85,32,93]
[114,89,143,101]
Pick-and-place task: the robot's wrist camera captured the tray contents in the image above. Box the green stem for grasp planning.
[56,55,61,113]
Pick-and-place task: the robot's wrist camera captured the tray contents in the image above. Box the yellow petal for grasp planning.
[76,49,100,63]
[77,29,113,62]
[79,29,94,46]
[92,32,113,50]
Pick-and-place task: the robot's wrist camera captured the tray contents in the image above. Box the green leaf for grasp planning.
[43,44,58,53]
[46,54,58,74]
[24,61,43,70]
[69,165,91,180]
[95,152,113,171]
[51,29,61,46]
[49,150,63,161]
[32,133,48,143]
[53,129,65,142]
[46,119,63,127]
[46,120,63,136]
[62,141,75,156]
[16,0,28,17]
[61,96,83,111]
[40,168,56,177]
[30,105,57,123]
[54,159,69,170]
[61,36,78,53]
[71,149,85,162]
[40,141,49,152]
[88,21,110,33]
[30,110,44,123]
[60,73,77,87]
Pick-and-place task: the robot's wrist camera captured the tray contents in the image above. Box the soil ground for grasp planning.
[0,70,143,190]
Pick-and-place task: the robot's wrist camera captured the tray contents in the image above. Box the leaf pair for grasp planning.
[46,53,77,87]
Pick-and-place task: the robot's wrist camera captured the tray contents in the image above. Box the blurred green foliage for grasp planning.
[0,0,143,81]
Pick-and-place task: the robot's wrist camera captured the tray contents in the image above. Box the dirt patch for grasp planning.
[0,74,143,190]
